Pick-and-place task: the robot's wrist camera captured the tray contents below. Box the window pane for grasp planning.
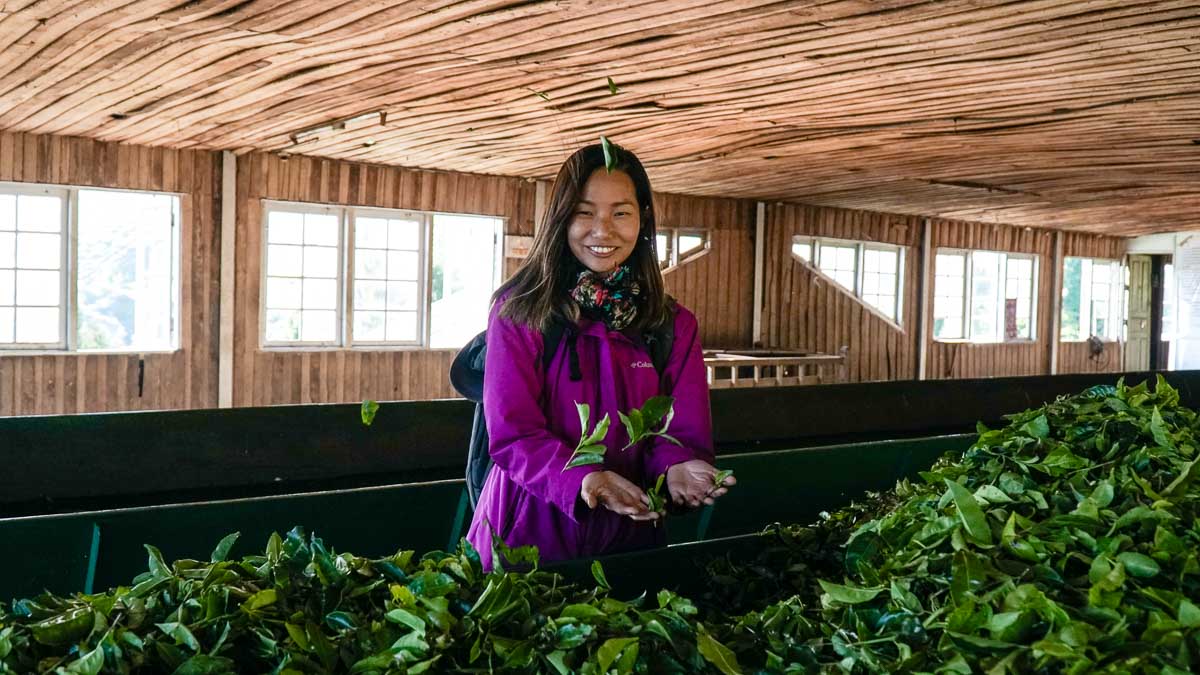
[792,242,811,262]
[0,194,14,231]
[267,211,303,244]
[356,249,387,279]
[265,309,301,342]
[17,232,60,269]
[354,310,385,341]
[16,269,59,306]
[387,250,420,280]
[1060,257,1083,341]
[303,278,338,311]
[266,277,302,310]
[0,306,12,342]
[678,234,704,256]
[356,217,389,249]
[304,213,339,246]
[386,311,418,342]
[354,280,386,311]
[0,232,13,267]
[76,190,178,351]
[656,234,669,264]
[267,244,303,277]
[971,251,1001,341]
[301,309,337,342]
[388,219,420,250]
[429,214,501,348]
[0,269,12,304]
[387,280,418,311]
[18,194,62,232]
[15,306,58,342]
[303,246,338,278]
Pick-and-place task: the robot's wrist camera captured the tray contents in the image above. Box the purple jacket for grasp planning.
[465,298,714,570]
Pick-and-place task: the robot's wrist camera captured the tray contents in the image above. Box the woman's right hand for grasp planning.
[580,471,660,522]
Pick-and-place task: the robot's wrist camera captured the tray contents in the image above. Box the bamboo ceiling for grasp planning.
[0,0,1196,235]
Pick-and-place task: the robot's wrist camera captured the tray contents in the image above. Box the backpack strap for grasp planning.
[643,307,677,393]
[542,320,583,381]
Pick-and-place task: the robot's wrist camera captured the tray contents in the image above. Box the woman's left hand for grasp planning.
[666,459,737,508]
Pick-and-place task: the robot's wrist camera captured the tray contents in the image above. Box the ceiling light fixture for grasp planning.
[289,110,386,146]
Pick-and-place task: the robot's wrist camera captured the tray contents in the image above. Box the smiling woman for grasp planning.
[465,141,735,569]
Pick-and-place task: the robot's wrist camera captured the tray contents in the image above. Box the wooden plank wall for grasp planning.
[234,153,536,406]
[925,218,1056,380]
[761,204,923,382]
[0,132,219,416]
[1057,231,1127,374]
[657,193,755,349]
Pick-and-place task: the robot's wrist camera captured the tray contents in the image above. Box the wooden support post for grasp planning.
[917,218,932,380]
[1049,231,1063,375]
[218,151,237,408]
[753,202,766,347]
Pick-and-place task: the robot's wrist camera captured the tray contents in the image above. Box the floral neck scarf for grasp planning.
[569,264,641,331]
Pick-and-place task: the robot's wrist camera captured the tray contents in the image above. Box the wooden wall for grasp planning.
[233,153,536,407]
[762,204,923,382]
[657,193,755,350]
[0,132,220,416]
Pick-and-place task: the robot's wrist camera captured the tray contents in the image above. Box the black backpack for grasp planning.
[449,318,675,510]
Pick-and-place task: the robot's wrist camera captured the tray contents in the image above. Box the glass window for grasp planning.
[793,236,904,322]
[933,252,966,339]
[1061,257,1122,341]
[1162,262,1175,341]
[862,247,900,321]
[429,214,503,349]
[658,229,708,268]
[76,190,179,351]
[0,191,65,346]
[263,207,342,344]
[352,211,422,344]
[934,249,1038,342]
[818,243,858,292]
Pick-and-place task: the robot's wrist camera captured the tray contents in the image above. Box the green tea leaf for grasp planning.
[209,532,239,562]
[241,588,277,612]
[607,77,620,95]
[385,608,426,635]
[945,478,994,545]
[361,399,379,426]
[68,644,105,675]
[30,607,94,646]
[1021,414,1050,439]
[156,622,201,652]
[697,625,742,675]
[591,560,611,590]
[598,637,638,673]
[1116,552,1160,577]
[601,136,616,173]
[818,580,883,604]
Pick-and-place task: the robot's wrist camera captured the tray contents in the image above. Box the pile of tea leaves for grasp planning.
[713,376,1199,673]
[3,377,1198,673]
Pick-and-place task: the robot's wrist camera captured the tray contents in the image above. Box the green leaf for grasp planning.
[1021,414,1050,439]
[209,532,239,562]
[156,622,201,652]
[818,579,883,604]
[607,77,620,95]
[285,623,308,650]
[324,611,356,631]
[1162,458,1198,497]
[241,588,277,612]
[945,478,994,545]
[385,607,426,634]
[30,607,94,646]
[560,603,606,621]
[713,469,734,488]
[68,644,105,675]
[591,560,611,590]
[598,637,638,673]
[171,655,238,675]
[975,484,1013,504]
[584,413,611,447]
[696,625,741,675]
[576,401,591,439]
[601,136,616,173]
[1116,552,1160,577]
[1150,406,1172,447]
[361,399,379,426]
[1178,600,1200,628]
[146,544,173,578]
[565,449,606,469]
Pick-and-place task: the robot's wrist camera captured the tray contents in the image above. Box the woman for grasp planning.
[466,141,734,569]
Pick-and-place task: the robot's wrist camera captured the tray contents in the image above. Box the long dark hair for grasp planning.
[495,142,671,334]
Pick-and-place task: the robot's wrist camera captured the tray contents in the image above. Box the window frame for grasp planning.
[658,228,710,269]
[791,235,905,323]
[1060,256,1123,343]
[0,181,182,355]
[260,199,505,351]
[932,247,1039,343]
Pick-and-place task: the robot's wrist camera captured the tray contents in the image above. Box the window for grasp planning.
[657,229,708,268]
[932,249,1037,342]
[1060,257,1123,341]
[1162,262,1175,342]
[0,183,180,352]
[791,236,904,321]
[261,201,503,348]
